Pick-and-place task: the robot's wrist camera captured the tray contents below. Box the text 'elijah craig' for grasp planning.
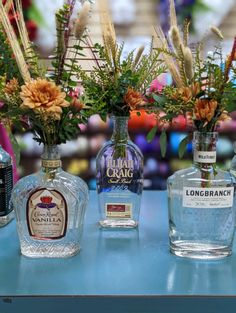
[106,159,134,183]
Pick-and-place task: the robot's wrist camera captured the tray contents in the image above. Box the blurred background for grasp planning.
[15,0,236,189]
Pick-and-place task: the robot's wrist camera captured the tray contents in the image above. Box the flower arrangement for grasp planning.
[0,0,91,146]
[148,0,236,157]
[76,0,165,119]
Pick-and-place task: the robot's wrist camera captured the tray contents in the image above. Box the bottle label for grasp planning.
[183,187,234,208]
[105,203,132,219]
[106,158,134,184]
[0,165,13,216]
[194,151,216,163]
[27,188,67,240]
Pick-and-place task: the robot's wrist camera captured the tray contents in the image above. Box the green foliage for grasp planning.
[151,42,236,133]
[0,28,22,82]
[77,42,164,118]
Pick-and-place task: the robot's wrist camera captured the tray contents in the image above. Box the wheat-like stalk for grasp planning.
[13,0,35,61]
[98,0,116,51]
[0,2,31,82]
[4,0,13,12]
[133,45,145,68]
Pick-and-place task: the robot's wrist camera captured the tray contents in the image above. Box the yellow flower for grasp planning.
[20,79,69,120]
[123,87,145,110]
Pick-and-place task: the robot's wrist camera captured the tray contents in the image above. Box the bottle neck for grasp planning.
[193,132,217,167]
[111,116,130,143]
[41,145,61,171]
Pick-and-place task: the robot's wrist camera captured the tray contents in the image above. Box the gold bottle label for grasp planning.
[41,159,61,168]
[26,188,67,240]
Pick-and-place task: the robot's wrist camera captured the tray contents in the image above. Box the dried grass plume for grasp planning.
[74,1,91,39]
[210,26,224,40]
[183,46,194,81]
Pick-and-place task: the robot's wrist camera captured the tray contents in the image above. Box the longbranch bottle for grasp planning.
[168,132,235,259]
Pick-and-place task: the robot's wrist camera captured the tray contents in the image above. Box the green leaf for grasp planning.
[160,130,167,158]
[147,126,157,143]
[178,135,190,158]
[152,94,167,107]
[28,3,45,27]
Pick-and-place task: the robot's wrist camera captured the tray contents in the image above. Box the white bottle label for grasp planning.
[27,188,67,240]
[194,151,216,163]
[183,187,234,208]
[105,203,132,219]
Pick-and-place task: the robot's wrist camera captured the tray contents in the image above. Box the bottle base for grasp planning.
[20,243,81,258]
[0,211,14,227]
[170,241,232,260]
[99,219,138,229]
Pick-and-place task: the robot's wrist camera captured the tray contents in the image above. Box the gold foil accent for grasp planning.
[42,159,61,169]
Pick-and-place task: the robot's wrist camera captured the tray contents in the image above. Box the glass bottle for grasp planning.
[0,145,14,227]
[11,145,89,258]
[230,142,236,178]
[96,116,143,229]
[168,132,235,259]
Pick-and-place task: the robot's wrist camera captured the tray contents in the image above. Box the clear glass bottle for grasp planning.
[96,116,143,229]
[168,132,235,259]
[0,145,14,227]
[230,142,236,177]
[11,145,89,258]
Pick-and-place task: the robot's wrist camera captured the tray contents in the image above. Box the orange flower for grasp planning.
[4,78,19,94]
[20,79,69,120]
[194,99,218,123]
[172,83,201,103]
[71,97,85,112]
[123,87,146,110]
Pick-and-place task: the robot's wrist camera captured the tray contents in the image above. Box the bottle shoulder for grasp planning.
[12,169,89,199]
[97,140,143,160]
[168,165,234,186]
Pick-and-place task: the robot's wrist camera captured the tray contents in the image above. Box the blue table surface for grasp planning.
[1,190,236,297]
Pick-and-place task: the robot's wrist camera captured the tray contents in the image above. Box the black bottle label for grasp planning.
[0,165,13,216]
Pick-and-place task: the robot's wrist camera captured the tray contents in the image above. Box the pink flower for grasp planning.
[149,79,164,93]
[69,86,83,98]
